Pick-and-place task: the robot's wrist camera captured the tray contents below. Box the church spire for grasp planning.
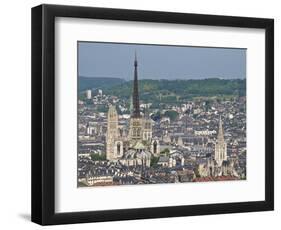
[214,115,227,166]
[134,50,137,67]
[132,51,140,118]
[217,115,224,142]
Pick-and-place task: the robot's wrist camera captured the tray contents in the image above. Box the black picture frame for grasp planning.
[31,4,274,225]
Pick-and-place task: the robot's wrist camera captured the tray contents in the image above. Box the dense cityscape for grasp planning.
[77,54,246,187]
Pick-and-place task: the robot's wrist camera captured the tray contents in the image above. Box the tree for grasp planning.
[151,111,161,121]
[150,156,160,167]
[96,105,108,113]
[90,153,106,161]
[204,100,211,112]
[164,110,179,121]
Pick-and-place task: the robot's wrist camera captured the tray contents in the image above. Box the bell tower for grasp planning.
[106,105,119,160]
[142,107,152,141]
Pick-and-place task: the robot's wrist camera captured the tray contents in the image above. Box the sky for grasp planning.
[78,42,246,80]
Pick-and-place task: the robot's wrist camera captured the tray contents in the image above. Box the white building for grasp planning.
[194,130,217,136]
[86,89,92,99]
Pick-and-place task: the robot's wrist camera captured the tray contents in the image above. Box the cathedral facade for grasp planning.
[106,53,160,167]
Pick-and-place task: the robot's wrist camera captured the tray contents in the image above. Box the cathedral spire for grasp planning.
[132,51,140,118]
[217,115,224,142]
[134,50,137,67]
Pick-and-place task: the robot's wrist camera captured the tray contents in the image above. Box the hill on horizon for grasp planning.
[79,76,246,103]
[103,78,246,100]
[79,76,125,92]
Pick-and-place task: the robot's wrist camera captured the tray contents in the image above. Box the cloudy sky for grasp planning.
[78,41,246,80]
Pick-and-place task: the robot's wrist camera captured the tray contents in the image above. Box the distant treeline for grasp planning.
[79,77,246,102]
[79,76,125,92]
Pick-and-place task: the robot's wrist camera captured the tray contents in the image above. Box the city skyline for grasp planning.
[78,46,246,187]
[78,42,246,80]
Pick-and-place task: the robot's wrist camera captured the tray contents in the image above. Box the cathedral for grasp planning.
[106,53,160,167]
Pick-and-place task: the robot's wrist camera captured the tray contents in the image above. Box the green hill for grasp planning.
[79,76,125,92]
[103,78,246,102]
[79,77,246,104]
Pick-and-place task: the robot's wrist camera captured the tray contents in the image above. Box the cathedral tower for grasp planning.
[142,107,152,141]
[214,116,227,166]
[106,105,119,160]
[129,52,143,140]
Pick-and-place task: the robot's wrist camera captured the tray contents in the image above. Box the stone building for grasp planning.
[106,53,160,166]
[214,116,227,166]
[197,117,238,178]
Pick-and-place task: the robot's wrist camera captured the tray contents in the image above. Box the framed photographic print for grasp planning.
[31,4,274,225]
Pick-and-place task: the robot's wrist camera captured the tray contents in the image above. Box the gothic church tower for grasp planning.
[142,108,152,141]
[106,105,119,160]
[214,116,227,166]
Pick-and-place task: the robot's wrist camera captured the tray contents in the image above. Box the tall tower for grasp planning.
[106,105,119,160]
[214,116,227,166]
[129,52,143,141]
[132,51,141,118]
[142,107,152,141]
